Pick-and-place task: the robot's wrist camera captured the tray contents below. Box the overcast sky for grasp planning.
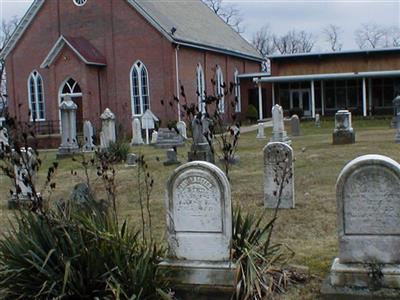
[0,0,399,51]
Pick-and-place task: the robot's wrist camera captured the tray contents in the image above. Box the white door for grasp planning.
[290,89,311,117]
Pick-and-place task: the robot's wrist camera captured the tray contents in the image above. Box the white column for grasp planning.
[368,78,372,116]
[272,82,275,106]
[362,77,367,117]
[321,80,325,116]
[311,80,316,118]
[175,46,181,121]
[258,81,263,120]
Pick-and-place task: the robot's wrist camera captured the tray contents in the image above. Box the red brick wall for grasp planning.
[6,0,260,143]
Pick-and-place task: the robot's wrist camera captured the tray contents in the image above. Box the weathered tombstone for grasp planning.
[270,104,290,144]
[131,117,144,145]
[315,113,321,128]
[163,148,181,166]
[151,130,158,144]
[396,115,400,143]
[141,110,158,145]
[177,121,187,139]
[159,161,236,299]
[125,153,138,167]
[155,128,184,149]
[321,155,400,298]
[391,95,400,128]
[83,121,95,152]
[263,142,294,209]
[9,147,38,208]
[188,116,214,163]
[256,122,266,139]
[332,110,355,145]
[0,126,9,150]
[58,95,79,156]
[100,108,116,149]
[291,114,301,136]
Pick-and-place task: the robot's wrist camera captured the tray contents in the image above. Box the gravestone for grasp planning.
[396,116,400,143]
[256,122,266,139]
[83,121,95,152]
[151,130,158,144]
[0,126,9,151]
[125,153,138,167]
[315,113,321,128]
[177,121,187,139]
[155,128,184,149]
[100,108,116,149]
[58,96,79,156]
[263,142,294,209]
[270,104,290,144]
[159,161,236,299]
[163,148,180,166]
[391,95,400,128]
[131,117,144,145]
[9,147,38,208]
[321,155,400,298]
[188,116,214,163]
[291,115,301,136]
[142,110,158,144]
[332,110,355,145]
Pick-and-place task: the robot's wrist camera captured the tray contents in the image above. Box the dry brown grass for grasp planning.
[0,117,397,299]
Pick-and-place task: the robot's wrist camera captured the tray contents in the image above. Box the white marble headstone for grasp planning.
[166,161,232,261]
[256,122,265,139]
[58,96,79,154]
[131,117,144,145]
[100,108,116,149]
[270,104,290,144]
[151,130,158,144]
[176,121,187,139]
[263,142,294,209]
[0,127,9,148]
[83,121,95,152]
[13,147,37,199]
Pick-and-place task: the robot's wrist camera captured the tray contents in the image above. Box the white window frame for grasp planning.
[73,0,87,7]
[215,65,225,113]
[27,70,45,121]
[130,60,151,117]
[234,69,241,113]
[196,63,206,113]
[58,77,83,130]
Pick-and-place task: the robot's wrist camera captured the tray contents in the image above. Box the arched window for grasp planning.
[28,71,45,121]
[234,69,241,112]
[215,65,225,113]
[196,63,206,113]
[130,61,150,116]
[60,78,82,97]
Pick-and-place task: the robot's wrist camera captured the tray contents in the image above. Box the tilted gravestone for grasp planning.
[332,110,355,145]
[159,161,235,299]
[83,121,95,152]
[131,117,144,145]
[100,108,116,149]
[58,96,79,156]
[263,142,294,209]
[270,104,290,144]
[322,155,400,298]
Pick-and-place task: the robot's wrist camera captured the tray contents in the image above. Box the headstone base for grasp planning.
[321,258,400,299]
[188,144,215,164]
[158,260,236,300]
[270,132,291,145]
[264,196,294,209]
[332,130,355,145]
[163,160,181,166]
[57,146,80,158]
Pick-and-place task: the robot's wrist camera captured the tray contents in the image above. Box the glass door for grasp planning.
[290,89,311,116]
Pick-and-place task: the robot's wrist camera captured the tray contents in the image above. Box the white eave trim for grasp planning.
[253,70,400,83]
[40,35,106,68]
[0,0,45,60]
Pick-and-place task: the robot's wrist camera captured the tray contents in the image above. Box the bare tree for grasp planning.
[273,29,316,54]
[383,25,400,47]
[0,16,20,116]
[202,0,244,33]
[354,23,386,49]
[322,24,343,51]
[252,24,276,57]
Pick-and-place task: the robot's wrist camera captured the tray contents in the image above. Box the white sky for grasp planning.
[0,0,399,51]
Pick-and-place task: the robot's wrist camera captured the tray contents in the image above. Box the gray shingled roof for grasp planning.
[133,0,262,61]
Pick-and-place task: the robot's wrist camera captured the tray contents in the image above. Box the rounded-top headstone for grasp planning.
[336,154,400,263]
[166,161,232,261]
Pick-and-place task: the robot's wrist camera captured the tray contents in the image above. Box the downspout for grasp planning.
[175,44,181,122]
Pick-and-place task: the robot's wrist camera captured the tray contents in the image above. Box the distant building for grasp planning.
[0,0,262,147]
[241,48,400,119]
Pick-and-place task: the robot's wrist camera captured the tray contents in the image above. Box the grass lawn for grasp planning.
[0,116,398,299]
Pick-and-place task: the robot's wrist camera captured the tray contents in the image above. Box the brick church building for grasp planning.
[1,0,262,143]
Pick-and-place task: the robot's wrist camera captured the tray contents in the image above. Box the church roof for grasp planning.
[0,0,262,62]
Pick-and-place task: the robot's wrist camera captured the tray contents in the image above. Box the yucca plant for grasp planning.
[232,208,295,300]
[0,199,170,299]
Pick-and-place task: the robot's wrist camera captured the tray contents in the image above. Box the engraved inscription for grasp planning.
[173,175,222,232]
[344,166,400,235]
